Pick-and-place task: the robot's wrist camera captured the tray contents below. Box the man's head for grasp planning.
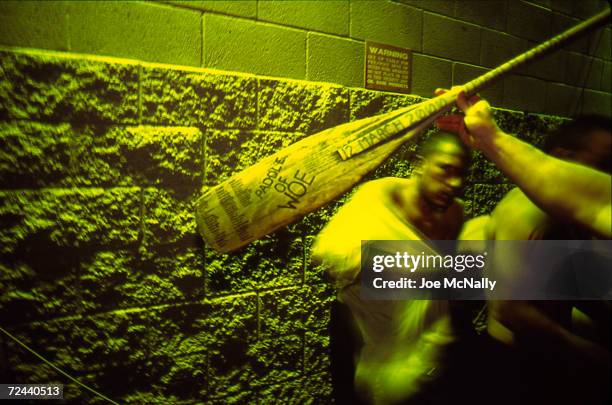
[544,115,612,173]
[415,132,471,210]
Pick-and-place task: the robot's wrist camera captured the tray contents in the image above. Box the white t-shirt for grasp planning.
[312,178,458,405]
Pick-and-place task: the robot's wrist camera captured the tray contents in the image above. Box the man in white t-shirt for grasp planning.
[312,132,471,405]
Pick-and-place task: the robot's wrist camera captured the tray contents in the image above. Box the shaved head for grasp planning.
[419,132,471,162]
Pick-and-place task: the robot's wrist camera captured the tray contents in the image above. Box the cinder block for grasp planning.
[142,187,197,247]
[258,79,349,133]
[588,28,611,61]
[480,29,529,69]
[552,12,589,54]
[494,108,560,148]
[527,48,567,83]
[204,14,306,79]
[396,0,455,15]
[144,247,205,300]
[602,62,611,92]
[137,304,210,365]
[493,108,523,137]
[205,217,303,295]
[68,310,162,391]
[350,88,422,120]
[259,288,305,339]
[304,330,330,375]
[166,0,257,18]
[423,12,481,65]
[3,324,53,383]
[259,0,349,36]
[3,319,89,384]
[524,113,567,145]
[467,150,506,185]
[461,184,475,217]
[141,66,257,129]
[249,335,303,387]
[208,384,257,404]
[80,248,204,311]
[307,33,363,87]
[564,52,592,87]
[0,50,139,124]
[205,295,258,399]
[582,89,612,116]
[145,351,207,400]
[453,63,504,105]
[0,122,72,188]
[472,183,515,216]
[545,82,582,116]
[0,1,69,50]
[566,52,603,90]
[303,283,335,332]
[75,313,205,402]
[503,75,547,113]
[0,257,79,325]
[118,126,203,190]
[305,372,334,402]
[68,1,201,66]
[572,0,609,19]
[72,126,203,191]
[550,0,573,15]
[205,294,258,342]
[529,0,552,8]
[411,53,453,97]
[455,0,506,31]
[351,1,422,51]
[79,250,138,309]
[0,188,141,254]
[258,370,333,403]
[507,1,552,42]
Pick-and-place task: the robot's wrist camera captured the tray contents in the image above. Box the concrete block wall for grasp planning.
[0,46,566,404]
[0,1,605,403]
[1,0,610,116]
[0,48,337,403]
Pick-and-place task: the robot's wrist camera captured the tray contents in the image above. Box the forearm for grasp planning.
[479,130,612,237]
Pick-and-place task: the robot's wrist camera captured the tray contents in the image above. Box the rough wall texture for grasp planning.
[0,0,610,115]
[0,1,605,404]
[0,46,566,404]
